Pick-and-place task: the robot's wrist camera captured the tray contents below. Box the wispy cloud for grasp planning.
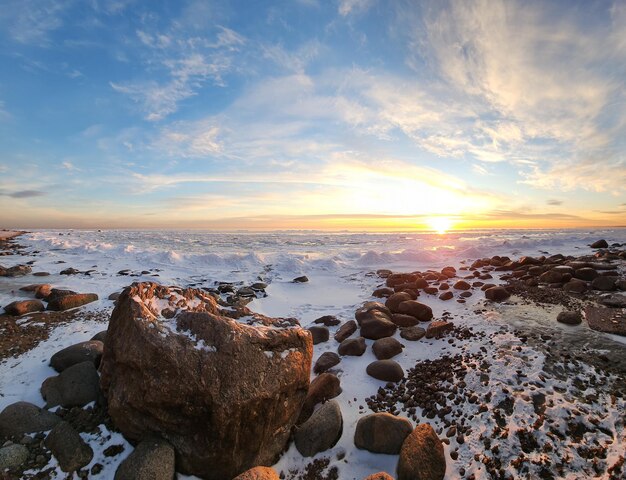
[0,189,47,198]
[338,0,375,17]
[546,199,563,206]
[0,0,68,46]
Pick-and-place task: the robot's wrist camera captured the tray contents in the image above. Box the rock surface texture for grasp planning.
[99,282,313,480]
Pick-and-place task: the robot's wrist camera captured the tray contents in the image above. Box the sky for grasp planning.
[0,0,625,231]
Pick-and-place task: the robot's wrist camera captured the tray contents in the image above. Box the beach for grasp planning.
[0,229,625,479]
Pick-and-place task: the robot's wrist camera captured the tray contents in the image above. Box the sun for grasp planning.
[427,216,453,234]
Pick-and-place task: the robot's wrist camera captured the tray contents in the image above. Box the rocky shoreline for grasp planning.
[0,232,625,479]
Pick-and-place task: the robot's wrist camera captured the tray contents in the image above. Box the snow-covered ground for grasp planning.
[1,228,625,479]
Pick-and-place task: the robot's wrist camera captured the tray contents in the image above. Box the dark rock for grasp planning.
[355,412,413,454]
[391,313,419,327]
[355,302,392,323]
[294,400,343,457]
[50,340,104,372]
[108,292,121,301]
[600,294,626,308]
[372,337,403,360]
[47,293,98,311]
[0,402,60,438]
[397,300,433,322]
[0,444,29,470]
[3,299,45,316]
[485,286,510,302]
[376,269,393,278]
[397,423,446,480]
[373,287,395,298]
[100,283,312,479]
[91,330,107,343]
[425,321,453,339]
[556,311,582,325]
[574,267,599,281]
[334,320,357,342]
[591,276,617,291]
[60,267,81,275]
[338,337,366,356]
[438,291,453,301]
[44,421,93,472]
[41,361,102,408]
[590,239,609,248]
[366,360,404,382]
[385,292,413,313]
[314,352,341,374]
[307,326,330,345]
[293,276,309,283]
[400,326,426,341]
[233,466,281,480]
[563,279,587,294]
[114,439,175,480]
[360,314,397,340]
[314,315,341,326]
[299,373,341,424]
[453,280,471,290]
[1,265,32,277]
[585,306,626,336]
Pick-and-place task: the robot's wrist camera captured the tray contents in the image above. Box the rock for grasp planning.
[438,291,453,301]
[60,267,81,275]
[600,294,626,308]
[590,239,609,248]
[91,330,107,343]
[485,286,510,302]
[1,265,31,277]
[45,288,77,302]
[385,292,413,313]
[338,337,366,356]
[100,283,312,479]
[233,466,281,480]
[0,444,29,470]
[453,280,471,290]
[354,412,413,454]
[563,279,587,294]
[539,270,565,284]
[50,340,104,372]
[293,276,309,283]
[400,326,426,341]
[397,423,445,480]
[334,320,357,342]
[557,311,582,325]
[386,273,418,288]
[391,313,419,327]
[0,402,60,438]
[3,299,45,316]
[294,400,343,457]
[425,321,453,339]
[373,287,395,298]
[355,302,393,323]
[251,282,268,291]
[377,269,393,278]
[574,267,599,281]
[307,326,329,345]
[366,360,404,382]
[108,292,121,301]
[35,284,52,299]
[41,361,102,408]
[44,421,93,472]
[47,293,98,311]
[363,473,394,480]
[314,315,341,326]
[584,306,626,336]
[372,337,403,360]
[114,439,175,480]
[360,313,397,340]
[314,352,341,374]
[616,279,626,291]
[299,373,341,424]
[397,301,433,322]
[591,276,617,291]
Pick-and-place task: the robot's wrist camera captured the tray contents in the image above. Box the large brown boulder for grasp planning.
[3,300,44,316]
[397,423,445,480]
[354,413,413,454]
[99,282,313,480]
[47,293,98,311]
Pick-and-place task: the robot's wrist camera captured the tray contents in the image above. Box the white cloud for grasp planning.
[1,0,67,46]
[338,0,374,17]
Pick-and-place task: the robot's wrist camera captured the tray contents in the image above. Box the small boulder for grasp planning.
[354,412,413,454]
[2,265,31,277]
[314,352,341,374]
[485,286,510,302]
[307,326,330,345]
[372,337,403,360]
[50,340,104,372]
[41,361,101,408]
[108,292,121,301]
[397,423,446,480]
[90,330,107,343]
[438,291,453,301]
[293,276,309,283]
[366,360,404,382]
[355,302,392,323]
[0,444,29,470]
[334,320,357,342]
[360,314,397,340]
[114,439,175,480]
[563,279,587,294]
[299,373,341,424]
[425,321,453,339]
[44,421,93,472]
[0,402,60,438]
[60,267,81,275]
[400,326,425,341]
[391,313,419,327]
[363,473,394,480]
[557,311,582,326]
[47,293,98,311]
[3,299,45,316]
[373,287,395,298]
[591,276,617,291]
[574,267,598,281]
[397,301,433,322]
[233,466,281,480]
[294,400,343,457]
[314,315,341,326]
[453,280,471,290]
[385,292,413,313]
[590,239,609,248]
[338,337,366,356]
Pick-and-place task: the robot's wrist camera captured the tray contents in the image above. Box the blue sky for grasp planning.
[0,0,625,229]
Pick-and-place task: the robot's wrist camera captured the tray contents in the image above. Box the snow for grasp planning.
[1,228,625,479]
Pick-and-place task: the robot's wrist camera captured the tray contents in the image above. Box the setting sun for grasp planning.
[427,216,453,234]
